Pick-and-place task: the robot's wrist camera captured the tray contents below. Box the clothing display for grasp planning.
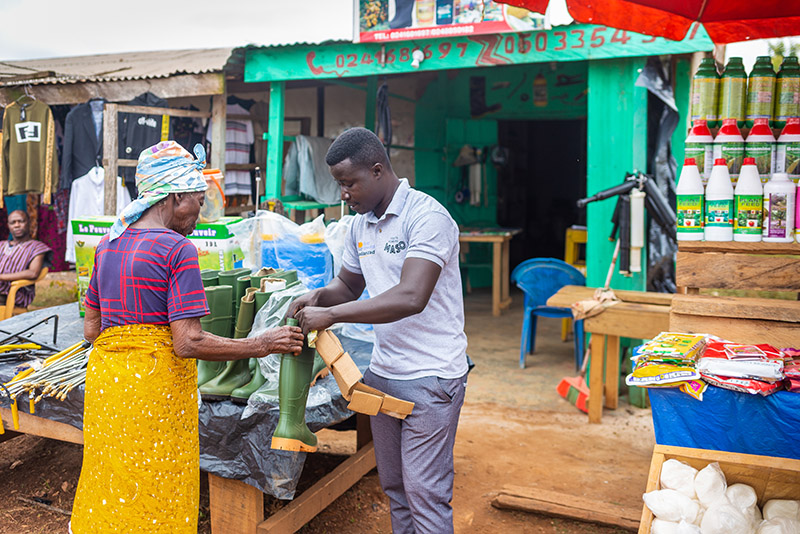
[283,135,341,204]
[118,92,169,198]
[65,167,131,263]
[59,99,105,191]
[0,239,52,307]
[0,99,58,206]
[38,203,68,272]
[206,103,254,198]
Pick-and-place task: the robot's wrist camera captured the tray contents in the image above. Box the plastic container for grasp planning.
[684,120,715,184]
[718,57,747,129]
[691,58,720,128]
[435,0,454,24]
[744,118,776,184]
[198,168,226,223]
[260,233,333,289]
[774,56,800,130]
[745,56,776,128]
[762,172,796,242]
[733,158,763,242]
[713,118,746,185]
[676,158,705,241]
[775,117,800,184]
[704,158,734,241]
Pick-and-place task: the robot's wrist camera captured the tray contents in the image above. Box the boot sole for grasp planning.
[230,396,249,405]
[201,394,231,402]
[271,436,318,453]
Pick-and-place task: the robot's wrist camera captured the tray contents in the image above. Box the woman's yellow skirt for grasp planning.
[71,324,199,533]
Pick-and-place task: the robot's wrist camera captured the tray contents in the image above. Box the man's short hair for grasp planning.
[325,127,390,169]
[8,210,29,222]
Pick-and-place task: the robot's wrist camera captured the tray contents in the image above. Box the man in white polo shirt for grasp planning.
[289,127,468,534]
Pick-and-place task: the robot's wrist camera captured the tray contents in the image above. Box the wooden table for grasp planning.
[459,229,521,316]
[547,286,672,424]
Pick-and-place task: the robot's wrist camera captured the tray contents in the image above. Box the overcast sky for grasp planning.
[0,0,788,69]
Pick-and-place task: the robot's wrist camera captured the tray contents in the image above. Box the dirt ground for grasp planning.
[0,272,656,533]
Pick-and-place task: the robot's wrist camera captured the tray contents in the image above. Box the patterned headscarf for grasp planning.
[109,141,208,241]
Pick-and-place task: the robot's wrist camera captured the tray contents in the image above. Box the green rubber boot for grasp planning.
[233,274,251,318]
[250,267,284,289]
[233,287,258,339]
[198,360,226,386]
[219,267,251,313]
[197,285,233,386]
[200,285,234,338]
[201,269,219,287]
[271,318,318,452]
[278,270,298,284]
[231,362,268,404]
[199,359,253,401]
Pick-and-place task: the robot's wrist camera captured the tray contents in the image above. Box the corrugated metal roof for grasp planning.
[0,48,239,87]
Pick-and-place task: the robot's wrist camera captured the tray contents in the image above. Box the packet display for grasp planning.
[700,373,784,396]
[626,363,707,401]
[698,342,785,381]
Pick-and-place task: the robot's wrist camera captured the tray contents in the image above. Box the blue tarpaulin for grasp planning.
[649,386,800,460]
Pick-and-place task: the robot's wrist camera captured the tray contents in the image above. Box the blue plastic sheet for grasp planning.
[649,386,800,460]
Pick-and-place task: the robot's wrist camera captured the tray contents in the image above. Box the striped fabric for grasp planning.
[84,228,209,331]
[0,239,51,307]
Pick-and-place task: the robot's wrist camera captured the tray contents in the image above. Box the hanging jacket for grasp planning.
[118,92,168,192]
[59,99,105,191]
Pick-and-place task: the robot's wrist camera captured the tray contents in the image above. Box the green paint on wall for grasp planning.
[672,56,692,168]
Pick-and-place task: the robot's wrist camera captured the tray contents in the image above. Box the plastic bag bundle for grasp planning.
[700,502,755,534]
[644,489,701,523]
[661,459,699,499]
[652,519,703,533]
[757,517,800,534]
[763,500,800,521]
[726,484,760,527]
[694,463,728,507]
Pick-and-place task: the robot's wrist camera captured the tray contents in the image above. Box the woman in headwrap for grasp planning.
[70,142,304,533]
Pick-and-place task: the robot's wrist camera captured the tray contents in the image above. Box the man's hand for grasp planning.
[259,325,305,355]
[295,306,336,336]
[287,290,320,320]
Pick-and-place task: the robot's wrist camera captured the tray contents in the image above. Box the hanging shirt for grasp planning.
[0,239,52,307]
[65,167,131,263]
[0,100,58,206]
[283,135,341,205]
[206,103,254,198]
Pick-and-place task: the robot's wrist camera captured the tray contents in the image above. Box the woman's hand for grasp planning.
[258,325,305,355]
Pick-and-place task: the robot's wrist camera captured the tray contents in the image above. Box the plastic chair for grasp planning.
[1,267,49,320]
[510,259,585,370]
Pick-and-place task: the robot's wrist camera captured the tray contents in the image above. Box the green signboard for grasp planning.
[246,23,712,82]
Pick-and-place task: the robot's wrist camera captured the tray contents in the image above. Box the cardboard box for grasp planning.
[331,352,362,401]
[379,394,415,419]
[314,329,345,367]
[346,388,383,416]
[72,216,244,316]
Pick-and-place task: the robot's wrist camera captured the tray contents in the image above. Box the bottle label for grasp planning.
[763,193,791,238]
[720,78,746,121]
[746,76,775,119]
[690,78,719,122]
[776,142,800,182]
[776,77,800,120]
[744,142,775,183]
[705,199,734,227]
[684,143,713,184]
[734,195,763,234]
[677,195,704,233]
[713,142,745,181]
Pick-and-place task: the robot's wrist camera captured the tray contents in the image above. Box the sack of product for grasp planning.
[762,499,800,521]
[757,517,800,534]
[643,489,700,524]
[698,342,785,381]
[626,363,707,400]
[694,462,728,507]
[700,373,784,396]
[651,518,702,533]
[700,501,755,534]
[660,459,699,499]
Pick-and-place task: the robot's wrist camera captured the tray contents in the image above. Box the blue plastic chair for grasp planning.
[510,258,586,370]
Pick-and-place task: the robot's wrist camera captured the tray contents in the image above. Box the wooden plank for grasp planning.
[492,241,501,317]
[603,335,620,410]
[258,442,376,534]
[583,303,670,340]
[210,91,227,174]
[547,285,673,308]
[0,73,225,106]
[458,234,512,244]
[501,239,511,310]
[0,408,83,444]
[669,312,800,347]
[638,450,665,534]
[678,241,800,255]
[671,294,800,323]
[676,251,800,291]
[102,103,119,216]
[588,334,605,424]
[209,473,264,534]
[115,104,211,119]
[492,486,639,532]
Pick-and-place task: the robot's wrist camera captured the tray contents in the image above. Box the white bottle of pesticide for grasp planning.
[676,158,705,241]
[744,118,776,185]
[762,172,796,243]
[684,120,715,185]
[704,158,734,241]
[713,118,745,186]
[733,158,763,242]
[775,117,800,184]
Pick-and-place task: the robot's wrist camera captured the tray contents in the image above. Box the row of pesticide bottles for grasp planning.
[691,55,800,129]
[676,157,797,243]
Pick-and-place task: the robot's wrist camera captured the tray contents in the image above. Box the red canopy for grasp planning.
[499,0,800,43]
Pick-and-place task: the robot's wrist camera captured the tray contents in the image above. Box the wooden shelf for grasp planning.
[678,241,800,255]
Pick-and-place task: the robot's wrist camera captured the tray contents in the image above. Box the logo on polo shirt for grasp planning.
[383,237,407,255]
[358,241,376,257]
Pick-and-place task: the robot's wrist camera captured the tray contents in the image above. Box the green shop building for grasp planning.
[244,24,712,292]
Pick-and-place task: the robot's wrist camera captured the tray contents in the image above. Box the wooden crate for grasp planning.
[638,445,800,533]
[672,241,800,347]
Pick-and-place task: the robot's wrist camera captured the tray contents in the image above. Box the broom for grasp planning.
[556,239,620,413]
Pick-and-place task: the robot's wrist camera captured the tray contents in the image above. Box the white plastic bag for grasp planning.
[763,500,800,521]
[652,520,703,534]
[661,459,699,499]
[726,484,761,528]
[757,517,800,534]
[644,489,701,524]
[694,463,728,507]
[700,502,755,534]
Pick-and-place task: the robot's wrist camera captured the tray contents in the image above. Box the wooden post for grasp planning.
[603,335,620,410]
[588,334,606,424]
[265,80,285,201]
[210,85,227,175]
[102,103,118,216]
[316,85,325,137]
[208,474,264,534]
[365,76,377,132]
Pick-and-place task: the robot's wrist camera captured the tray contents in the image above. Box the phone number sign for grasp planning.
[246,23,712,82]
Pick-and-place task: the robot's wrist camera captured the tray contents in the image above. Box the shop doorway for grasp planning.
[497,120,587,271]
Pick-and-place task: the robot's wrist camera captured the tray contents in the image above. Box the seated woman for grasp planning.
[70,142,305,533]
[0,210,52,307]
